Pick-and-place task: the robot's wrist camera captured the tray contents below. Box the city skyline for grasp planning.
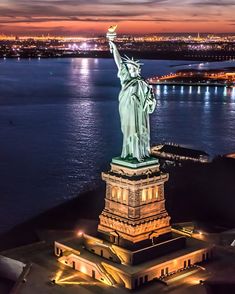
[0,0,235,36]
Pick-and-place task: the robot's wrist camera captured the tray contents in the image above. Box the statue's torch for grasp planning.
[106,25,117,53]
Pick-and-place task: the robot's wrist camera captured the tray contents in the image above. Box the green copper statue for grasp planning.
[107,27,156,162]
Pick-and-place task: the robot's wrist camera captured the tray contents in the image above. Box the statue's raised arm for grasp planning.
[106,25,121,70]
[106,26,156,162]
[109,41,122,70]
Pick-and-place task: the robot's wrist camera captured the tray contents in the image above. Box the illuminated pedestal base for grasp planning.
[55,233,213,289]
[54,159,213,289]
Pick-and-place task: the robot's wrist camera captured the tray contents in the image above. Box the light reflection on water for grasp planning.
[232,88,235,100]
[153,83,235,156]
[0,58,235,233]
[189,86,192,94]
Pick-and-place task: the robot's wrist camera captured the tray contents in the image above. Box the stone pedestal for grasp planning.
[98,157,171,244]
[55,157,213,290]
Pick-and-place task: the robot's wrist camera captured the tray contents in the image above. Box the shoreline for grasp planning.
[1,50,235,62]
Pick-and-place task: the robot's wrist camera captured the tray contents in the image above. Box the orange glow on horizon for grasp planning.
[1,20,235,36]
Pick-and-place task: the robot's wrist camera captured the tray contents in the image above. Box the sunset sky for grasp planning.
[0,0,234,35]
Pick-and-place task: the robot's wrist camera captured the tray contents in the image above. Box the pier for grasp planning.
[148,69,235,87]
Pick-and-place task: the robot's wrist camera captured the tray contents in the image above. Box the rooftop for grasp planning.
[153,144,209,159]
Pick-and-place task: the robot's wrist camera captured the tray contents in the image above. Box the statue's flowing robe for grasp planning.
[118,63,156,161]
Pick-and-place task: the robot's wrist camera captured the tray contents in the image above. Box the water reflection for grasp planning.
[153,85,235,100]
[204,87,210,108]
[226,87,232,97]
[80,58,90,75]
[223,87,227,97]
[153,84,235,105]
[156,85,161,96]
[69,58,93,98]
[232,88,235,100]
[164,85,167,95]
[67,101,97,143]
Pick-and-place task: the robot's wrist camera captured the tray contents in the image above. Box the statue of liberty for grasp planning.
[107,26,156,162]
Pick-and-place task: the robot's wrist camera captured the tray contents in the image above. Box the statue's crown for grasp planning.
[122,55,143,68]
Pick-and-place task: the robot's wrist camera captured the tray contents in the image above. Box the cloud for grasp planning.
[0,15,217,24]
[0,0,233,34]
[0,0,172,25]
[8,0,169,5]
[193,0,235,6]
[0,2,156,17]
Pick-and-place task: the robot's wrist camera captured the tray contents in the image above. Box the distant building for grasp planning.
[224,152,235,159]
[151,144,209,163]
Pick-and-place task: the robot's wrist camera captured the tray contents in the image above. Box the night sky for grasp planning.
[0,0,234,35]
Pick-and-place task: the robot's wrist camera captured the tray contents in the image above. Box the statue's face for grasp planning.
[127,64,140,77]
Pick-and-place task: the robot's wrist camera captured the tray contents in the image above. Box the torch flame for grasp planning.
[108,25,117,33]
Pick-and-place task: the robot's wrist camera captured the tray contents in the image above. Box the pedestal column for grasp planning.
[98,157,171,244]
